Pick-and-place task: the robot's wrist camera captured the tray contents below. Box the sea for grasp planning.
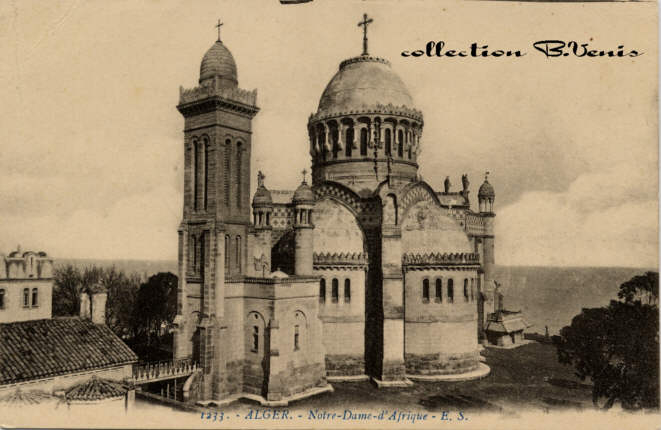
[55,259,654,335]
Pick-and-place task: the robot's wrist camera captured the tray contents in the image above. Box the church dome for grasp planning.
[199,41,238,86]
[478,179,495,199]
[317,56,414,114]
[252,186,273,207]
[293,182,314,204]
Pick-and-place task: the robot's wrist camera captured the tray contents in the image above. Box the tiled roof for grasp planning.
[0,318,138,385]
[0,388,52,405]
[65,376,126,402]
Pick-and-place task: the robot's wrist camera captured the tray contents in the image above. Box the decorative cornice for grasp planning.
[402,252,480,266]
[339,55,391,69]
[308,103,423,124]
[313,252,368,268]
[179,84,257,107]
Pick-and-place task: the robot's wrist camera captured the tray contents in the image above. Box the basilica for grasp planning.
[172,18,499,406]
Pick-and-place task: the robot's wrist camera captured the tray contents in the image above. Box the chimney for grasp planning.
[91,291,107,324]
[79,283,107,324]
[79,291,91,319]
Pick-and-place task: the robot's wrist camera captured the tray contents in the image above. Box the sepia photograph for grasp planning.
[0,0,658,428]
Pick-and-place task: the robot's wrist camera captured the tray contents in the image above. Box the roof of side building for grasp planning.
[0,318,138,385]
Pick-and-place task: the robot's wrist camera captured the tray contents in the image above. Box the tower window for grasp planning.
[203,140,209,210]
[422,279,430,303]
[345,127,353,157]
[385,128,392,156]
[224,235,230,275]
[464,279,469,302]
[398,134,404,157]
[0,289,5,309]
[360,128,368,156]
[193,140,199,211]
[236,236,242,273]
[32,288,38,307]
[331,278,339,303]
[224,140,231,207]
[294,325,300,351]
[471,278,475,302]
[435,278,442,303]
[236,143,242,208]
[448,279,454,303]
[23,288,29,307]
[319,278,326,304]
[344,279,351,303]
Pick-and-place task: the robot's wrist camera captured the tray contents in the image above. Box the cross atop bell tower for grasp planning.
[357,13,373,56]
[215,19,223,42]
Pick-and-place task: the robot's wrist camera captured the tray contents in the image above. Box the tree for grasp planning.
[555,272,659,410]
[52,264,82,316]
[134,272,178,345]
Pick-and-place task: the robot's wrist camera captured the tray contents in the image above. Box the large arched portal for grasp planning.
[313,198,368,378]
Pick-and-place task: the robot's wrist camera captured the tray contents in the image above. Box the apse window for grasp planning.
[422,279,430,303]
[251,326,259,353]
[23,288,29,307]
[294,325,300,351]
[435,279,442,303]
[32,288,38,307]
[447,279,454,304]
[344,279,351,303]
[0,289,4,309]
[331,278,339,303]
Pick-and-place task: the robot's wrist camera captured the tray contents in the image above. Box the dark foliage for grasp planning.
[555,272,659,410]
[53,266,178,361]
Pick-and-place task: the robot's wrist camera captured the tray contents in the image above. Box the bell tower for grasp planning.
[173,27,259,400]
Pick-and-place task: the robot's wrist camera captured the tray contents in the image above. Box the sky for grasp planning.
[0,0,657,267]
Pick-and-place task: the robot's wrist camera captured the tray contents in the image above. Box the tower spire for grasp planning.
[357,13,374,56]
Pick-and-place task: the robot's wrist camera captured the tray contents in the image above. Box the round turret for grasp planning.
[252,186,273,207]
[293,181,315,204]
[478,173,495,213]
[199,41,238,87]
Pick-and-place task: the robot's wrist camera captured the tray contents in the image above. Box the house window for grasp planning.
[331,278,339,303]
[32,288,38,307]
[294,325,300,351]
[0,289,4,309]
[464,279,469,302]
[23,288,29,307]
[252,326,259,352]
[319,279,326,304]
[344,279,351,303]
[447,279,454,303]
[435,279,442,303]
[422,279,430,303]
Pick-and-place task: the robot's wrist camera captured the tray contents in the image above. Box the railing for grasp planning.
[132,359,198,383]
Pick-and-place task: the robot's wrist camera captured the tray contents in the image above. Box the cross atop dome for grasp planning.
[216,19,224,42]
[357,13,374,56]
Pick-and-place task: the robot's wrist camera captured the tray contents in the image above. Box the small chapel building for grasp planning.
[0,248,138,411]
[173,17,502,406]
